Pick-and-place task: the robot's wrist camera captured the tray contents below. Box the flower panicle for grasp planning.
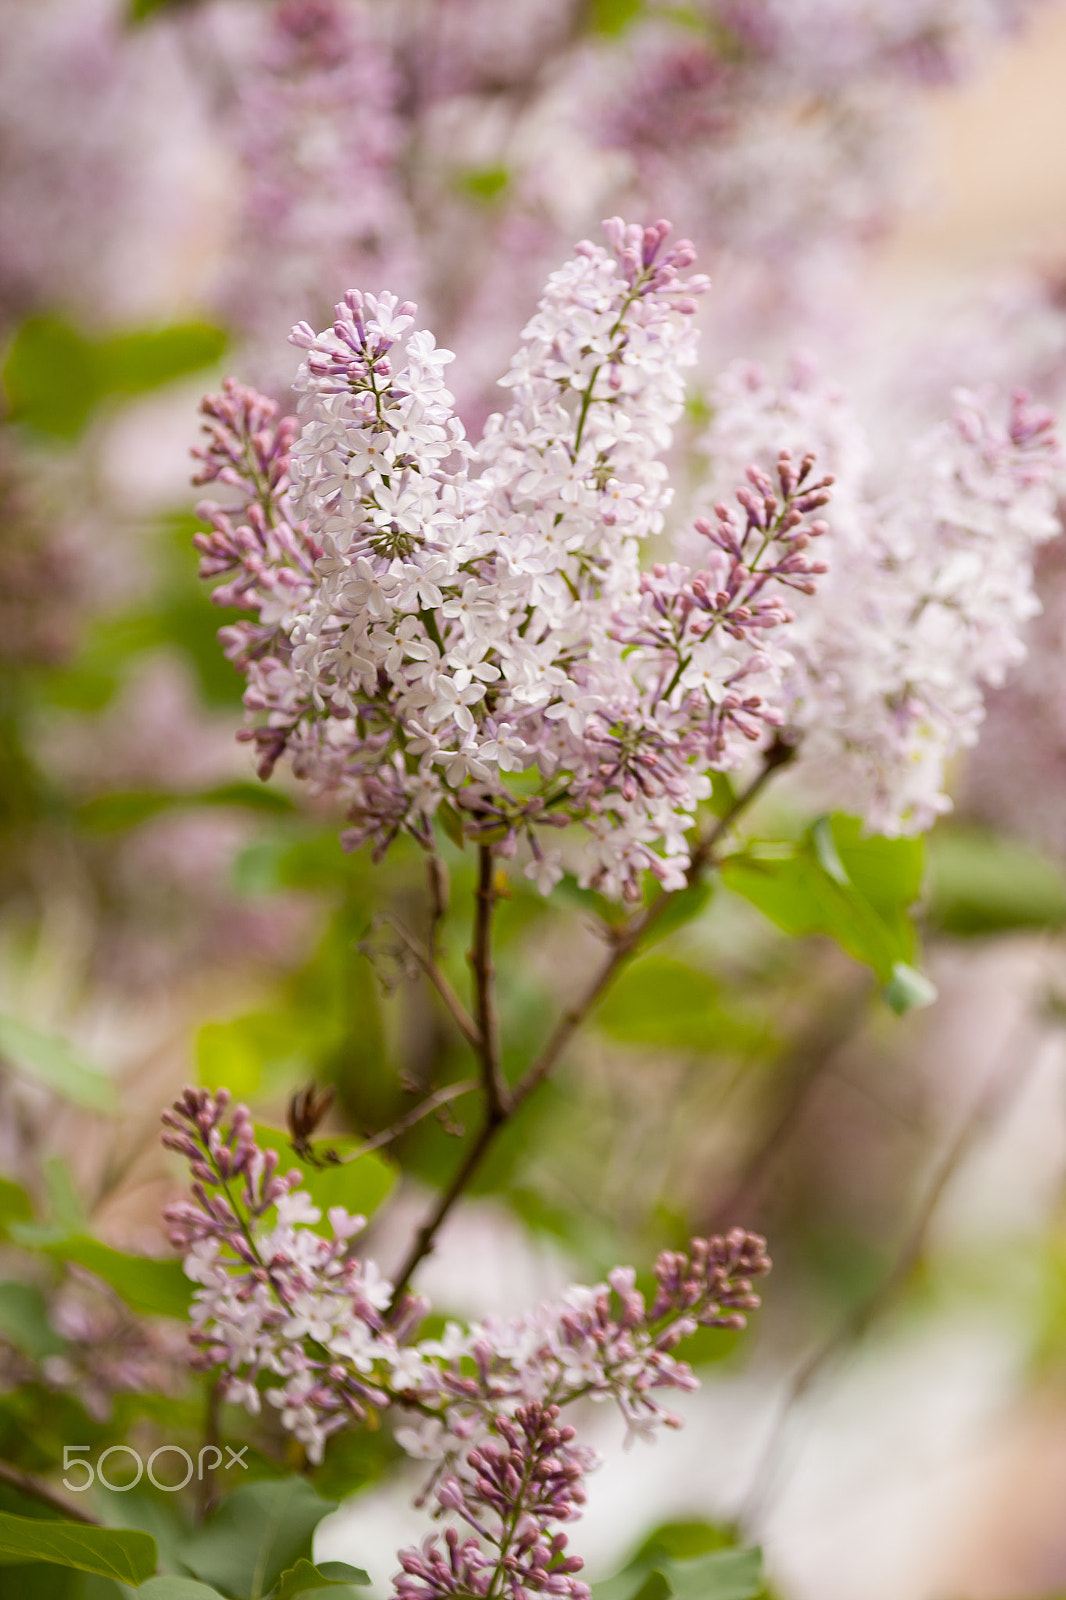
[161,1096,769,1579]
[161,1088,397,1461]
[190,222,826,902]
[397,1403,594,1600]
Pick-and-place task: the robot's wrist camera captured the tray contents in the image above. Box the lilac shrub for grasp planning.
[164,216,1063,1595]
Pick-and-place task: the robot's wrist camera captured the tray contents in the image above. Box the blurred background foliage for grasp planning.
[8,2,1066,1598]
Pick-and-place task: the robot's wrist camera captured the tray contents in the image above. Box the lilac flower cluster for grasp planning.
[397,1404,595,1600]
[162,1088,401,1460]
[391,1233,770,1461]
[696,361,1062,832]
[161,1090,769,1591]
[0,1273,186,1424]
[604,0,1047,270]
[195,222,831,899]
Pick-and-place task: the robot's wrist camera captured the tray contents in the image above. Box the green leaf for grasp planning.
[455,166,510,204]
[664,1550,764,1600]
[721,815,930,1008]
[596,958,765,1054]
[0,1176,33,1238]
[0,1015,116,1112]
[50,1239,191,1320]
[811,815,849,886]
[139,1581,228,1600]
[270,1558,370,1599]
[254,1127,397,1231]
[926,826,1066,936]
[630,1576,671,1600]
[95,324,225,396]
[76,783,293,836]
[0,1513,157,1585]
[588,0,643,33]
[180,1478,337,1600]
[2,314,225,440]
[631,1521,734,1562]
[642,880,713,946]
[830,817,925,917]
[128,0,189,17]
[0,1281,66,1358]
[315,1565,371,1586]
[2,317,99,438]
[0,1562,84,1599]
[596,1545,764,1600]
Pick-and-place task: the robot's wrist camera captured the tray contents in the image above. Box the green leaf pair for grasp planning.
[0,1480,368,1598]
[720,814,934,1012]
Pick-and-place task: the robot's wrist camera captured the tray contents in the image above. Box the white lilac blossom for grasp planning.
[162,1087,402,1459]
[162,1091,770,1597]
[694,361,1062,833]
[194,221,831,899]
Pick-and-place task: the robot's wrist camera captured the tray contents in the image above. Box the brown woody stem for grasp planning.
[0,1457,102,1526]
[388,741,793,1309]
[471,845,508,1124]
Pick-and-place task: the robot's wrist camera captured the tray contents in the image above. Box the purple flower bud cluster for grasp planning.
[0,1272,187,1425]
[397,1404,594,1600]
[216,0,414,382]
[162,1091,769,1556]
[599,0,1045,282]
[610,451,831,766]
[391,1230,770,1455]
[192,379,323,781]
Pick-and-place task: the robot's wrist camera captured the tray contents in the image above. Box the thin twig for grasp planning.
[705,967,875,1231]
[471,845,508,1121]
[513,737,796,1110]
[387,743,792,1308]
[0,1457,101,1526]
[197,1377,222,1521]
[387,1117,503,1307]
[384,915,482,1053]
[740,1002,1046,1526]
[333,1079,478,1162]
[426,853,449,962]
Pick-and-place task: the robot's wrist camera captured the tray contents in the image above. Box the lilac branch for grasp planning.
[384,915,483,1054]
[387,741,793,1308]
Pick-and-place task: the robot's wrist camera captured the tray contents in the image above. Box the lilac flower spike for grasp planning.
[697,362,1061,832]
[193,222,830,899]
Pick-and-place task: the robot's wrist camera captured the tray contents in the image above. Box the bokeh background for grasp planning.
[7,4,1066,1598]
